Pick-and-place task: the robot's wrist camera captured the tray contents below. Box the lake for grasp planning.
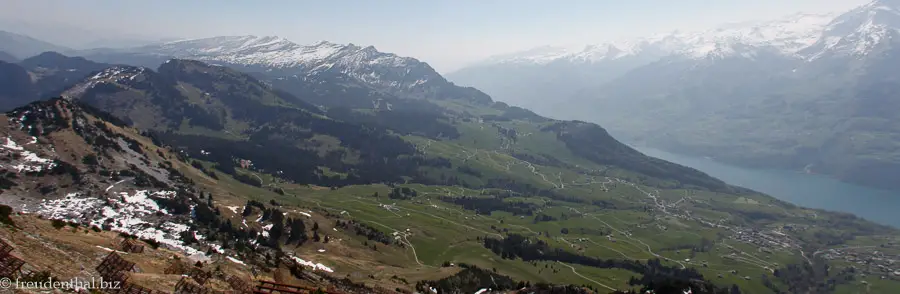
[634,146,900,228]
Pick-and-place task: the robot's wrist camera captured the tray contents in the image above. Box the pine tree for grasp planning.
[288,218,307,244]
[267,210,285,247]
[242,203,253,217]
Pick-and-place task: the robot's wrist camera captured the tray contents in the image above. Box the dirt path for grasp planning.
[556,262,617,292]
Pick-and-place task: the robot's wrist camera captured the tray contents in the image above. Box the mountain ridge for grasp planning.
[78,35,495,109]
[0,52,114,112]
[0,30,72,59]
[467,11,839,68]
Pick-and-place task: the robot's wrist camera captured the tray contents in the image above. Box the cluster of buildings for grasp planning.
[732,229,799,251]
[820,247,900,279]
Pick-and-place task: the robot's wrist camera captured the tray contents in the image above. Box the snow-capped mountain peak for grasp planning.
[136,35,418,72]
[869,0,900,14]
[479,45,576,65]
[480,39,656,66]
[804,0,900,59]
[663,12,837,60]
[567,41,649,63]
[478,11,838,66]
[78,34,489,103]
[119,35,450,91]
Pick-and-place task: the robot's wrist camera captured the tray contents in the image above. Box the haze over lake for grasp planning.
[635,146,900,228]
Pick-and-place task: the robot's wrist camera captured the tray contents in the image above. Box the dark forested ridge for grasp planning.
[59,59,468,187]
[440,196,540,216]
[326,106,461,140]
[481,234,724,291]
[154,130,445,186]
[19,51,114,98]
[0,61,38,111]
[415,263,598,294]
[0,52,116,111]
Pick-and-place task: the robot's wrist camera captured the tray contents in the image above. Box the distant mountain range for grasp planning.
[0,30,73,59]
[448,0,900,190]
[446,11,840,115]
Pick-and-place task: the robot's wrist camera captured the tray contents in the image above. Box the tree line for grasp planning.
[482,234,731,292]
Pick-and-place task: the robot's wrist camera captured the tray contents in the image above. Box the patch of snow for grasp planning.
[317,249,326,253]
[408,79,428,88]
[209,243,225,254]
[95,246,122,253]
[106,179,129,193]
[289,256,334,273]
[226,256,246,265]
[261,223,274,238]
[118,190,175,215]
[298,212,311,218]
[1,137,57,173]
[806,2,900,60]
[226,206,240,214]
[35,191,206,259]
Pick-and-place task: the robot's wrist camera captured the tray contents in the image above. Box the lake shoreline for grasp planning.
[629,141,900,192]
[633,145,900,228]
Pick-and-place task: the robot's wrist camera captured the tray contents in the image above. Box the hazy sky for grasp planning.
[0,0,869,72]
